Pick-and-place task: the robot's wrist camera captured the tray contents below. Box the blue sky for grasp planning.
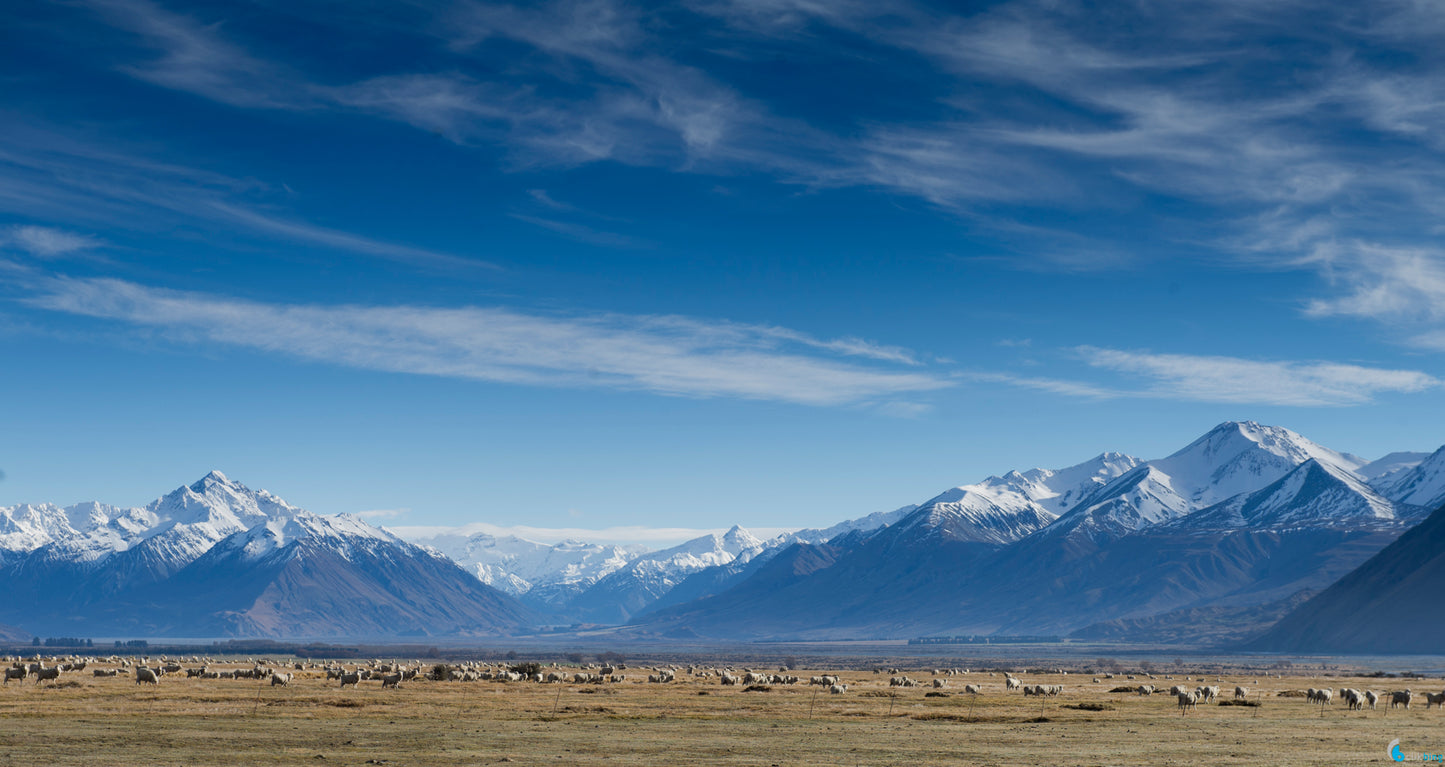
[3,0,1445,543]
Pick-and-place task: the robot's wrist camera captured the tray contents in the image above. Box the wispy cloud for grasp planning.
[0,121,475,270]
[507,213,640,249]
[1076,346,1439,406]
[25,276,950,408]
[64,0,1445,349]
[1304,243,1445,323]
[962,371,1123,400]
[4,226,98,257]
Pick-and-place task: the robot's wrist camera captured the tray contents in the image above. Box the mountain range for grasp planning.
[1,422,1441,645]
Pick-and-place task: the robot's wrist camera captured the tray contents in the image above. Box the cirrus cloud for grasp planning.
[24,275,950,409]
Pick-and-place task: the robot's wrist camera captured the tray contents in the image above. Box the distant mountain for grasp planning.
[0,472,535,638]
[1248,501,1445,653]
[1373,446,1445,511]
[1356,451,1430,482]
[411,531,643,608]
[630,422,1424,641]
[789,505,918,543]
[561,526,767,624]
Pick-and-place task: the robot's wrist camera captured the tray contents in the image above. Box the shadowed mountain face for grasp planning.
[1247,502,1445,654]
[0,473,536,639]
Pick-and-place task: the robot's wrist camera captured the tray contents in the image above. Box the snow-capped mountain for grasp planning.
[629,421,1438,642]
[1172,459,1399,531]
[1356,451,1430,482]
[887,452,1142,546]
[564,526,768,623]
[1035,421,1373,544]
[1042,464,1193,542]
[0,472,535,638]
[1374,445,1445,511]
[1149,421,1366,508]
[789,505,919,543]
[0,501,154,561]
[410,531,644,606]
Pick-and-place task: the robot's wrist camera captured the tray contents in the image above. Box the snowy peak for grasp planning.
[1378,446,1445,511]
[408,530,642,598]
[1178,458,1398,531]
[211,509,400,563]
[151,471,300,531]
[895,452,1139,546]
[1148,421,1364,508]
[1044,464,1190,541]
[640,526,766,566]
[789,505,918,544]
[993,451,1144,515]
[1358,452,1431,482]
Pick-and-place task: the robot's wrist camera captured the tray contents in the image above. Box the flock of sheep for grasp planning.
[4,653,1442,722]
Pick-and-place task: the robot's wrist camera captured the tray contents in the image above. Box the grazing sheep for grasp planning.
[135,667,159,685]
[340,672,361,688]
[1177,691,1197,714]
[270,673,292,687]
[829,684,847,694]
[1005,676,1022,691]
[93,669,119,677]
[1424,691,1445,709]
[34,667,61,686]
[1366,690,1379,710]
[1391,690,1413,709]
[963,684,981,695]
[1137,685,1155,696]
[3,667,25,684]
[1234,686,1248,701]
[381,673,402,688]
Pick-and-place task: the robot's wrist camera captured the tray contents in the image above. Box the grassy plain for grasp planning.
[0,661,1438,766]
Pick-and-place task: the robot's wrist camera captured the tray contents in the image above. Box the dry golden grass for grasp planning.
[0,663,1439,766]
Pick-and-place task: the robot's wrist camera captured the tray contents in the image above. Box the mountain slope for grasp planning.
[562,526,767,623]
[1174,459,1399,531]
[1248,502,1445,653]
[1375,446,1445,510]
[0,472,537,638]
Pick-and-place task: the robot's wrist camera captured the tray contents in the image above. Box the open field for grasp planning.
[0,660,1440,766]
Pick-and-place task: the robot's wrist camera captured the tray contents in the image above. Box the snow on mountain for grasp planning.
[0,501,154,555]
[566,526,769,623]
[1041,465,1192,542]
[1037,421,1373,542]
[1174,459,1398,531]
[1148,421,1365,508]
[891,485,1058,546]
[409,531,643,600]
[789,505,919,544]
[986,452,1144,516]
[889,452,1142,546]
[1376,446,1445,511]
[214,509,398,563]
[1357,451,1431,482]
